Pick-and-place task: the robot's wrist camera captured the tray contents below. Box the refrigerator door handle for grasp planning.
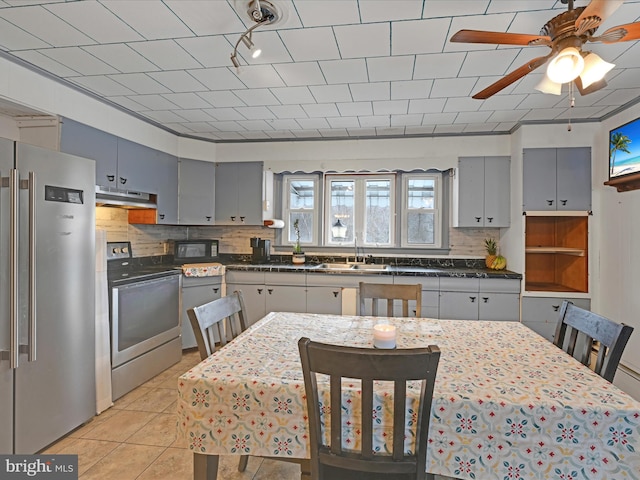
[28,171,36,362]
[10,169,19,369]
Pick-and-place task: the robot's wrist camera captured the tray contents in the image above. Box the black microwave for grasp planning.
[174,240,219,263]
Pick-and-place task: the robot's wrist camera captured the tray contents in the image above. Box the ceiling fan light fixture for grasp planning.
[547,46,585,83]
[535,75,563,95]
[579,52,615,88]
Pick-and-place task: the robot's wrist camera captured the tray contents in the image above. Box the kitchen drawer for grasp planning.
[182,276,222,288]
[226,270,265,284]
[480,278,521,293]
[265,271,306,286]
[439,277,480,292]
[394,276,439,290]
[521,296,591,342]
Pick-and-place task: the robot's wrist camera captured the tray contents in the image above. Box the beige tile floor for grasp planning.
[44,349,455,480]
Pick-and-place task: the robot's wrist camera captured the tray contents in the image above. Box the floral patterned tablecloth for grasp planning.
[177,312,640,479]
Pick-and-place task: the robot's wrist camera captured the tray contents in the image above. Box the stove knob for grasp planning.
[112,247,120,254]
[122,247,128,254]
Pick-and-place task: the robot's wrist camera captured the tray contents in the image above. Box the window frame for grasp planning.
[400,172,442,248]
[283,175,320,247]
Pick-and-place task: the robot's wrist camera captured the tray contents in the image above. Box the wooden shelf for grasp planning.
[525,282,585,293]
[525,247,585,256]
[604,171,640,192]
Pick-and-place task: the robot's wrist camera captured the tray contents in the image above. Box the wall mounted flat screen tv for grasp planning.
[609,116,640,180]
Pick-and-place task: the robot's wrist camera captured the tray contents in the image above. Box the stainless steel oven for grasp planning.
[107,242,182,400]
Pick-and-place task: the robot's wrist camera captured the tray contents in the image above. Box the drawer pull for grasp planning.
[475,217,481,222]
[547,199,553,206]
[487,217,493,223]
[213,288,219,293]
[206,216,211,221]
[560,199,567,206]
[469,296,476,303]
[120,177,127,185]
[107,175,115,182]
[332,291,339,297]
[231,216,236,221]
[552,304,560,312]
[267,288,273,295]
[482,297,489,303]
[257,288,263,295]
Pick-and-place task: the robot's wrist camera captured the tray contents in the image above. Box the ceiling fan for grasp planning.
[450,0,640,99]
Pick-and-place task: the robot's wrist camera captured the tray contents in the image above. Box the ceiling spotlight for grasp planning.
[547,47,584,84]
[230,0,278,70]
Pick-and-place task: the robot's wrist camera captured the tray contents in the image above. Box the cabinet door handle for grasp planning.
[546,199,553,206]
[159,214,165,220]
[469,296,476,303]
[482,297,489,303]
[230,216,236,221]
[552,304,560,312]
[267,288,273,295]
[487,217,493,223]
[120,177,127,185]
[206,216,211,222]
[257,288,263,295]
[560,199,567,206]
[475,217,481,223]
[240,216,245,223]
[107,175,115,182]
[332,291,339,297]
[213,288,219,293]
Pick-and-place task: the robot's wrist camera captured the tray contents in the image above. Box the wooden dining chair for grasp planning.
[554,301,634,382]
[359,282,422,317]
[187,290,251,472]
[298,337,440,480]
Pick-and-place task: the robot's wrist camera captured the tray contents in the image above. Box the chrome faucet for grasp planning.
[352,233,364,264]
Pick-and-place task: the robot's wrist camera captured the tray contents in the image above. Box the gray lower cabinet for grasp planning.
[226,271,266,326]
[394,276,439,318]
[521,296,591,342]
[181,276,223,349]
[306,274,344,315]
[264,272,307,316]
[439,278,520,321]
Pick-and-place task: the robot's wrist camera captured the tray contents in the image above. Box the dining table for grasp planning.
[177,312,640,480]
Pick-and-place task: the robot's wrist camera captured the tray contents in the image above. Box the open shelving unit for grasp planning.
[524,213,589,293]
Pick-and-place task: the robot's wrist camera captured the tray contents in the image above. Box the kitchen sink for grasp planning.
[314,263,390,271]
[351,264,389,270]
[315,263,354,270]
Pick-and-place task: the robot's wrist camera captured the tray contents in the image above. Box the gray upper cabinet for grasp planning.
[453,156,510,227]
[523,147,591,211]
[178,159,215,225]
[60,118,117,187]
[154,151,178,224]
[215,161,263,225]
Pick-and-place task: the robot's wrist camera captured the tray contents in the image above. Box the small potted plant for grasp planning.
[292,219,305,264]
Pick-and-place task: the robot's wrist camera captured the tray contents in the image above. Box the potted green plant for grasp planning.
[292,219,305,264]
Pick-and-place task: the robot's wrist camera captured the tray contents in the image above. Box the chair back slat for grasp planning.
[554,301,634,382]
[298,337,440,480]
[359,283,422,317]
[187,290,248,360]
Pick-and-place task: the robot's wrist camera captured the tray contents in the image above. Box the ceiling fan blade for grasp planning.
[472,55,552,100]
[596,21,640,43]
[575,0,624,34]
[450,29,551,46]
[574,76,607,96]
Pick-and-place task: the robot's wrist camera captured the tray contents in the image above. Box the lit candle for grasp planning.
[373,324,396,349]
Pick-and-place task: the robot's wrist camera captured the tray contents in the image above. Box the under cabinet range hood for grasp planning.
[95,185,156,208]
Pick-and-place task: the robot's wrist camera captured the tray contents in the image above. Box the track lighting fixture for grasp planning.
[230,0,278,71]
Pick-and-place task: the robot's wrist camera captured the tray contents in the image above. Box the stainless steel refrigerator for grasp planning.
[0,138,96,454]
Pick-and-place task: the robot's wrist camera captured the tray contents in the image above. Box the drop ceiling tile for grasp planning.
[147,71,208,93]
[209,121,244,132]
[301,103,340,117]
[102,1,193,40]
[408,98,446,114]
[391,114,424,126]
[320,59,368,84]
[40,47,118,75]
[204,108,245,121]
[443,96,481,113]
[175,109,216,122]
[230,65,285,88]
[269,105,308,118]
[109,73,171,94]
[336,102,372,116]
[269,119,303,130]
[555,105,610,120]
[359,0,423,23]
[486,110,528,123]
[142,110,189,123]
[422,112,457,125]
[309,84,352,103]
[270,86,316,104]
[82,44,159,73]
[392,18,451,55]
[423,0,489,18]
[391,80,433,100]
[596,88,640,106]
[347,127,377,137]
[405,125,435,135]
[279,27,340,61]
[0,5,95,47]
[454,111,492,124]
[239,131,272,140]
[181,122,213,132]
[274,62,326,87]
[162,93,212,109]
[45,1,143,43]
[0,17,49,50]
[414,52,466,79]
[373,100,408,115]
[464,122,499,133]
[367,56,414,82]
[127,94,180,110]
[176,36,236,68]
[519,107,561,121]
[479,93,528,111]
[69,75,135,96]
[108,96,147,112]
[327,116,360,128]
[376,127,406,136]
[233,88,281,106]
[459,49,520,77]
[197,91,246,107]
[606,68,640,89]
[12,50,80,77]
[163,122,197,134]
[294,0,359,27]
[234,106,276,120]
[297,117,330,129]
[271,130,303,138]
[189,68,246,90]
[431,77,477,98]
[434,124,466,134]
[334,23,390,58]
[350,82,390,101]
[319,129,349,138]
[129,40,202,70]
[164,0,246,35]
[359,115,390,127]
[237,120,273,131]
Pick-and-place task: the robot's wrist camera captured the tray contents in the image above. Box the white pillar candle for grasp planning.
[373,324,396,349]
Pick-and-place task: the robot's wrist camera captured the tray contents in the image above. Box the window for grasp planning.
[284,176,318,246]
[325,174,395,247]
[401,174,441,248]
